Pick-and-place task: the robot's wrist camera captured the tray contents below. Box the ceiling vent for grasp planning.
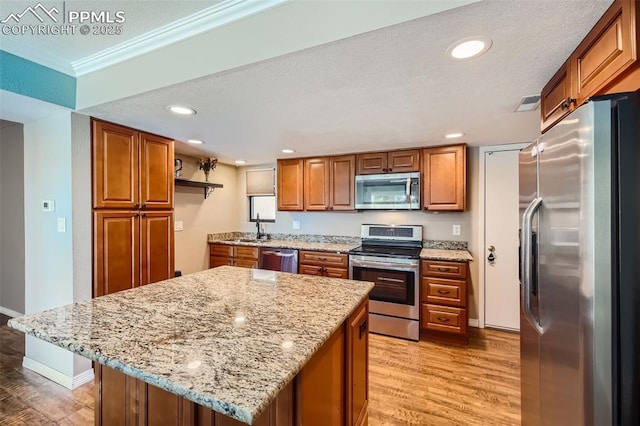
[514,94,541,112]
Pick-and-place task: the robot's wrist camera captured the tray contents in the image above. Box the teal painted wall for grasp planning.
[0,51,76,109]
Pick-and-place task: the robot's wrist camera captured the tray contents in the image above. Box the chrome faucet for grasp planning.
[256,213,265,240]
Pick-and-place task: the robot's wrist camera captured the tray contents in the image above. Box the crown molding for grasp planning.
[71,0,289,76]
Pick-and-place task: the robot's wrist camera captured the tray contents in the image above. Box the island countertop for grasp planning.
[8,266,374,424]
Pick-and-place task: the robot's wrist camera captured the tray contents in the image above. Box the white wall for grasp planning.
[174,155,239,274]
[0,121,26,316]
[23,111,92,388]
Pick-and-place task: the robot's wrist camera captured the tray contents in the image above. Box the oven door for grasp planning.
[350,257,419,320]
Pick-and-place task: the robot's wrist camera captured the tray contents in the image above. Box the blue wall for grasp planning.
[0,50,76,109]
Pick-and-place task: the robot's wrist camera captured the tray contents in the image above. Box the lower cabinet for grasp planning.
[420,260,469,343]
[209,244,259,269]
[94,210,174,297]
[298,250,349,279]
[95,300,369,426]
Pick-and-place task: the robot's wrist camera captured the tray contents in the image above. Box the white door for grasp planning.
[484,148,521,330]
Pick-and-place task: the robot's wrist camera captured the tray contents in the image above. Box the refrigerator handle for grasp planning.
[521,196,544,335]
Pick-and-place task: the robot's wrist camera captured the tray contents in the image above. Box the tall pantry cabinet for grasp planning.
[92,119,175,297]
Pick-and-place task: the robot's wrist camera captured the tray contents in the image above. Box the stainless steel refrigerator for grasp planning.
[519,89,640,426]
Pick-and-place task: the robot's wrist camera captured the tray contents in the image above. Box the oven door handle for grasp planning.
[377,277,405,283]
[350,260,419,272]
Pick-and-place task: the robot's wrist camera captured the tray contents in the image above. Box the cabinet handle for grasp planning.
[359,319,367,339]
[437,290,450,295]
[141,213,147,218]
[561,97,576,110]
[387,168,392,172]
[134,203,140,209]
[140,203,147,210]
[318,257,327,261]
[437,267,451,272]
[436,317,450,322]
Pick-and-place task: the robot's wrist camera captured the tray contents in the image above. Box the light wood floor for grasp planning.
[0,314,520,425]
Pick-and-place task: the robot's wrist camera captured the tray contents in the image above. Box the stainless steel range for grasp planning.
[349,224,422,341]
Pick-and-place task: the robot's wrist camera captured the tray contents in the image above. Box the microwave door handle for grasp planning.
[406,177,411,209]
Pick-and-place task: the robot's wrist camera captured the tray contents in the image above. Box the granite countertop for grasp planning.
[209,238,358,254]
[420,248,473,262]
[8,267,374,425]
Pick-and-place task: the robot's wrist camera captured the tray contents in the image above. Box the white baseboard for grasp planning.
[468,318,480,328]
[22,357,94,390]
[0,306,23,318]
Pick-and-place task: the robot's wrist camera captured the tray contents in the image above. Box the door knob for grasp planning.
[487,245,496,263]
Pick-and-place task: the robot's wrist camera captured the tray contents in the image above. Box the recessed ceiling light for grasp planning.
[234,160,246,165]
[447,36,492,60]
[168,105,196,115]
[187,139,203,144]
[446,132,465,139]
[281,149,295,154]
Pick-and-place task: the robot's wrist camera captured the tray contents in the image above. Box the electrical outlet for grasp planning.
[292,220,301,230]
[174,221,184,232]
[452,224,461,236]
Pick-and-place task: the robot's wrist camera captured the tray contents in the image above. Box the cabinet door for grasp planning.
[277,159,304,211]
[304,157,330,211]
[330,155,355,211]
[347,301,369,426]
[140,211,174,286]
[423,144,466,211]
[299,264,324,276]
[92,120,139,209]
[387,149,420,173]
[210,256,233,268]
[356,152,387,175]
[140,133,174,210]
[94,211,140,297]
[540,61,574,133]
[574,0,637,105]
[95,364,136,426]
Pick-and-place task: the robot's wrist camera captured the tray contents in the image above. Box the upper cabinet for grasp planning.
[304,155,355,211]
[277,158,304,211]
[541,0,639,133]
[93,120,174,210]
[422,144,466,212]
[356,149,420,175]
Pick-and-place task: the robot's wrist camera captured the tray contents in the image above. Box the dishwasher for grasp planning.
[259,247,298,273]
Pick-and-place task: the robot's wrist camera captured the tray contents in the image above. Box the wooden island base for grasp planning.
[96,301,369,426]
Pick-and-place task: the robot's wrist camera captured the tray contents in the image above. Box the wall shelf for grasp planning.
[175,178,223,199]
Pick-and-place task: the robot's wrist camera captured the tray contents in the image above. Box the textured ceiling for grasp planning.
[0,0,223,70]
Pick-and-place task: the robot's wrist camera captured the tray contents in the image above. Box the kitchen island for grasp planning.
[8,266,374,425]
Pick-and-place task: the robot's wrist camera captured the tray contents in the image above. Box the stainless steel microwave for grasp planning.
[355,172,420,210]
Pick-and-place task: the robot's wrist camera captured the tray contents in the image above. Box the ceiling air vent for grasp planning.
[514,94,541,112]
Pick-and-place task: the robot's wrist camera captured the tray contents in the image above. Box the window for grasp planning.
[250,195,276,222]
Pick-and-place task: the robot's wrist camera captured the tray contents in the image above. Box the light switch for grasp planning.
[57,217,66,233]
[292,220,301,230]
[174,220,184,232]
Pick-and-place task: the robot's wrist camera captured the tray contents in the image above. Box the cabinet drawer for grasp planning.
[234,246,259,260]
[299,250,348,268]
[422,260,467,279]
[324,267,348,279]
[234,259,259,268]
[421,304,467,336]
[210,244,233,257]
[422,277,466,307]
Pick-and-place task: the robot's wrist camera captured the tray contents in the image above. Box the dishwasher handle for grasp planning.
[261,250,296,258]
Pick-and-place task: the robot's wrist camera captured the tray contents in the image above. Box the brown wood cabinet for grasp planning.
[96,299,369,426]
[94,211,174,297]
[304,155,355,211]
[209,244,259,269]
[92,119,175,297]
[356,149,420,175]
[420,260,469,343]
[541,0,639,132]
[277,159,304,211]
[422,144,466,212]
[298,250,349,279]
[93,120,173,210]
